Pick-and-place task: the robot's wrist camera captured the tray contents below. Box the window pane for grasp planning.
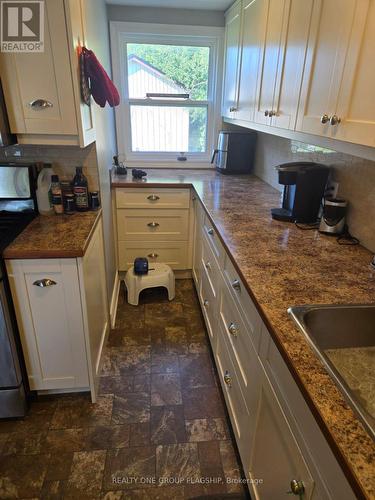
[130,105,207,153]
[127,43,210,100]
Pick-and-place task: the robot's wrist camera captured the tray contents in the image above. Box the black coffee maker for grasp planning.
[271,162,330,223]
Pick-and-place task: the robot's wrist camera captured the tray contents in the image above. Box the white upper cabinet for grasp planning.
[222,1,242,119]
[0,0,95,147]
[235,0,268,122]
[296,0,369,139]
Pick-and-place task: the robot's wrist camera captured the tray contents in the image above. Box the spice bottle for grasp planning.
[51,175,63,215]
[73,167,89,212]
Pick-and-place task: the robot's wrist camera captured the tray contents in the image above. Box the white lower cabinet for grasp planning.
[193,197,355,499]
[6,218,109,401]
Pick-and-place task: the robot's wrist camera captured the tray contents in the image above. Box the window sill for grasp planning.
[123,160,215,170]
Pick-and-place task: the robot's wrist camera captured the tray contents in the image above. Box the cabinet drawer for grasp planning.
[117,209,189,241]
[118,241,188,271]
[215,324,254,459]
[223,254,261,347]
[201,232,221,298]
[202,214,225,265]
[116,188,190,209]
[219,279,261,395]
[200,264,217,347]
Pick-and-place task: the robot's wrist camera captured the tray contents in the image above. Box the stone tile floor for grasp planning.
[0,280,248,499]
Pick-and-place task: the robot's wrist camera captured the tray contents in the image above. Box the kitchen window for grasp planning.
[110,22,224,166]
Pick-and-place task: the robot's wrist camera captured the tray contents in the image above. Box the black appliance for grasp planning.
[271,162,330,223]
[211,130,257,174]
[134,257,149,275]
[0,80,17,148]
[0,163,38,418]
[319,198,348,234]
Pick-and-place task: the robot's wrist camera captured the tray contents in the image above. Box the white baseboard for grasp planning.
[110,272,121,329]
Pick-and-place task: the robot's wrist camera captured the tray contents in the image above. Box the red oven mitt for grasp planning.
[82,47,120,108]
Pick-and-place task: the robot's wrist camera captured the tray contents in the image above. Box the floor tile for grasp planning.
[85,425,130,450]
[156,443,200,482]
[99,376,133,395]
[45,428,87,453]
[40,479,65,499]
[151,373,182,406]
[1,430,46,455]
[151,354,179,374]
[179,354,216,389]
[150,406,186,445]
[183,386,226,419]
[133,374,150,393]
[63,450,106,499]
[165,326,188,354]
[112,393,150,424]
[198,440,227,495]
[145,303,185,328]
[129,423,150,447]
[50,394,113,429]
[45,452,74,481]
[219,440,244,494]
[0,453,50,498]
[103,447,156,490]
[118,347,151,377]
[185,418,228,442]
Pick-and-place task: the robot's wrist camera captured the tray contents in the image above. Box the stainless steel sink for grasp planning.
[288,304,375,440]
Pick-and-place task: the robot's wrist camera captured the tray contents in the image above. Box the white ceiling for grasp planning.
[107,0,231,10]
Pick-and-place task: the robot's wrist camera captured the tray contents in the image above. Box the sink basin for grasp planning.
[288,304,375,440]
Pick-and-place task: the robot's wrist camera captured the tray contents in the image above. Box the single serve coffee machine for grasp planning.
[271,162,330,223]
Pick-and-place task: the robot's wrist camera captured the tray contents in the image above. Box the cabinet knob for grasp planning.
[205,261,211,271]
[228,322,238,336]
[33,278,57,288]
[229,106,237,112]
[207,228,214,236]
[29,99,53,110]
[203,299,209,307]
[231,279,241,292]
[329,114,341,126]
[287,479,305,496]
[147,194,160,201]
[268,110,276,117]
[148,253,158,259]
[264,110,269,117]
[147,222,160,228]
[320,113,330,124]
[223,370,232,387]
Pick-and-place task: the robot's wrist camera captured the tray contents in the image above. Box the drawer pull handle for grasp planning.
[148,253,159,259]
[33,279,57,288]
[203,299,209,307]
[207,228,214,236]
[228,322,238,336]
[287,479,305,496]
[231,279,241,292]
[147,194,160,201]
[223,370,232,387]
[29,99,53,110]
[147,222,160,228]
[205,261,211,270]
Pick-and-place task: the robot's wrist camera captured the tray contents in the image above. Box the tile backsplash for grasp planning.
[0,144,99,191]
[254,132,375,252]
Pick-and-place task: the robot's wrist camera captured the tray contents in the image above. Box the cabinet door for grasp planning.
[296,0,369,137]
[271,0,314,130]
[0,0,77,136]
[248,371,315,500]
[333,1,374,146]
[236,0,268,122]
[253,0,291,125]
[6,259,89,391]
[222,1,242,118]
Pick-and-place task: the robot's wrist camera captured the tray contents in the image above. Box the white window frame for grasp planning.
[110,21,224,167]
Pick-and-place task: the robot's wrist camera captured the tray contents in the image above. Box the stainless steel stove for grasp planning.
[0,164,38,418]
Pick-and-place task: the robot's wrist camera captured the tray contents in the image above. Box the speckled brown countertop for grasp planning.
[3,210,102,259]
[112,169,375,499]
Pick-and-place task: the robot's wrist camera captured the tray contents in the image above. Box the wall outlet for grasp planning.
[325,180,339,199]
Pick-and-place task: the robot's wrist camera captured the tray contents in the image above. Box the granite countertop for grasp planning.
[3,210,102,259]
[112,168,375,498]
